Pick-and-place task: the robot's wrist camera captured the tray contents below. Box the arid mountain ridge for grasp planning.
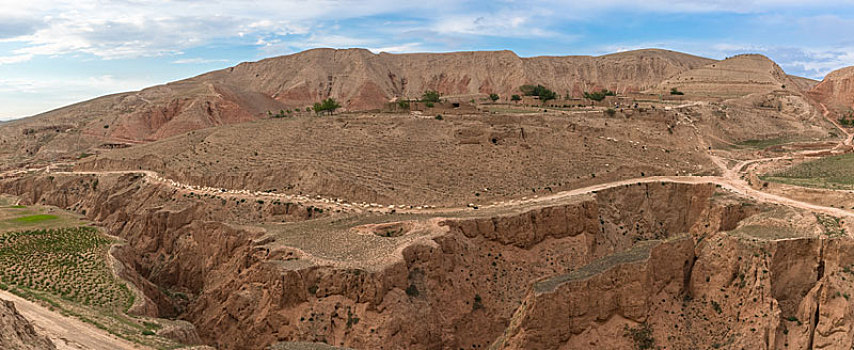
[3,48,835,148]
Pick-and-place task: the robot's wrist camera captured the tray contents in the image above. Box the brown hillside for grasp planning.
[0,48,712,152]
[655,54,797,98]
[808,66,854,112]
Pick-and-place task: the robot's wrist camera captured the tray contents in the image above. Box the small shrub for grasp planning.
[435,114,443,120]
[670,87,685,95]
[605,108,617,117]
[422,90,441,103]
[624,323,655,350]
[472,294,484,310]
[405,284,419,297]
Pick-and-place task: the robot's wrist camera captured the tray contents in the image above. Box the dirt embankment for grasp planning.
[0,297,57,350]
[1,172,766,349]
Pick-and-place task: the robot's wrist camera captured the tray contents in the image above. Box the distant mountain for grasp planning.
[654,54,805,98]
[0,48,827,165]
[1,49,710,143]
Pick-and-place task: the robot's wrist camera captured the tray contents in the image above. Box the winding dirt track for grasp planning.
[0,290,148,350]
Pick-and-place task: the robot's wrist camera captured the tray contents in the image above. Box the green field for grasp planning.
[762,153,854,190]
[0,202,182,349]
[736,138,793,149]
[0,227,130,308]
[11,214,59,223]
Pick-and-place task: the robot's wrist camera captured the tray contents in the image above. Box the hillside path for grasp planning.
[0,290,150,350]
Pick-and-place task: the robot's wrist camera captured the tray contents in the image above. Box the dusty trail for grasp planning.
[820,102,854,148]
[0,290,148,350]
[24,161,854,220]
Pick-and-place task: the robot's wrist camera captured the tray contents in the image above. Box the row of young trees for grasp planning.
[269,84,629,117]
[268,98,342,118]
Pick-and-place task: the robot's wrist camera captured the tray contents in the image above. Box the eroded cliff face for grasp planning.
[496,230,854,350]
[808,66,854,111]
[0,299,57,350]
[1,173,772,349]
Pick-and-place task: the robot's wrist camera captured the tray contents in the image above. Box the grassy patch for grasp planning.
[11,214,59,223]
[817,214,846,237]
[482,106,542,114]
[734,137,794,149]
[730,224,804,240]
[763,153,854,190]
[533,240,661,293]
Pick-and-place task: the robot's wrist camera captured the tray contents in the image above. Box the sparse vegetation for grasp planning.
[624,322,655,350]
[605,108,617,117]
[670,87,684,95]
[472,294,484,310]
[405,284,419,297]
[489,93,499,102]
[511,94,521,103]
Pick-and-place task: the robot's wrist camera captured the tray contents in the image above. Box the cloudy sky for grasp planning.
[1,0,853,120]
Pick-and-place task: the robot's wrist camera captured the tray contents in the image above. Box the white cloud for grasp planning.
[172,58,230,64]
[0,54,32,64]
[0,74,158,120]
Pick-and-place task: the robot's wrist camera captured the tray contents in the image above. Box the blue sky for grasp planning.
[1,0,854,120]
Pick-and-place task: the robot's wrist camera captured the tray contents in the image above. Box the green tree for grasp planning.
[313,98,341,115]
[670,87,685,95]
[422,90,441,103]
[511,94,521,103]
[583,89,616,102]
[520,84,557,103]
[489,93,499,102]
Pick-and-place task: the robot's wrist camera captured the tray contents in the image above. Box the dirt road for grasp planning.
[0,290,149,350]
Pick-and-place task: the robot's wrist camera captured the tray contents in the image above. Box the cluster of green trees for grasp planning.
[520,84,557,102]
[268,101,342,117]
[313,98,341,115]
[583,89,616,102]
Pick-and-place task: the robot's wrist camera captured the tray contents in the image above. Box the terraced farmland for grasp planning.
[0,227,131,309]
[763,153,854,189]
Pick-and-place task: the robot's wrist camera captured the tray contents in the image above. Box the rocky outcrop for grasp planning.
[808,66,854,112]
[494,230,854,350]
[0,299,57,350]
